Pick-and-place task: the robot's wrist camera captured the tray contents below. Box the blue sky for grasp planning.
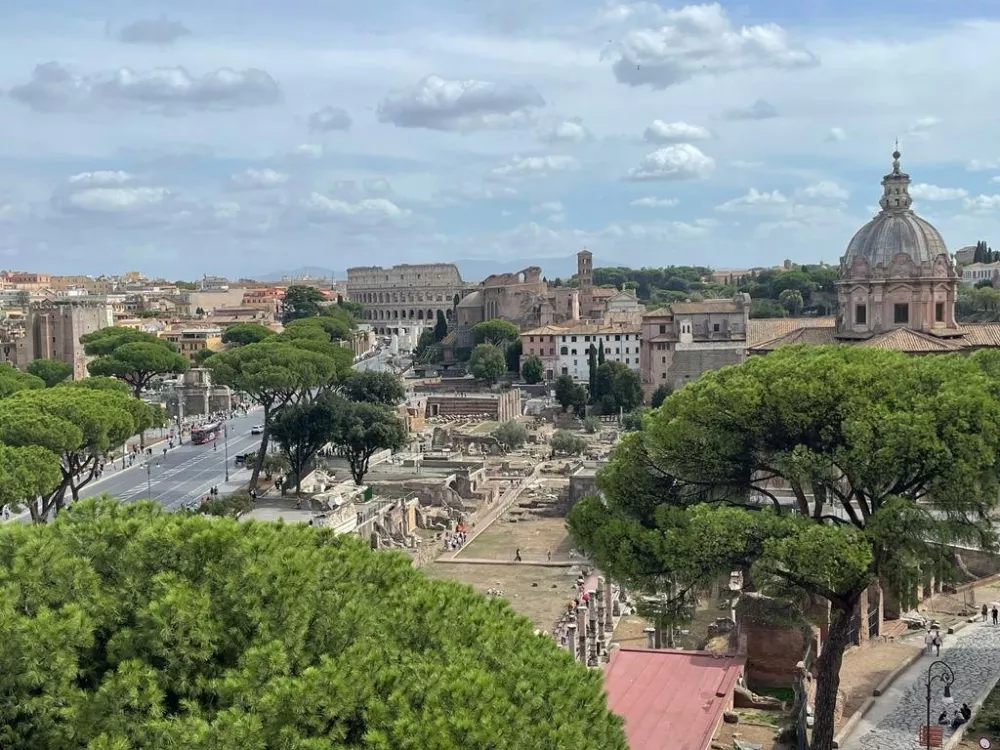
[2,1,1000,278]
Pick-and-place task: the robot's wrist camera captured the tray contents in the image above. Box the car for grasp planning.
[234,453,249,466]
[250,425,264,435]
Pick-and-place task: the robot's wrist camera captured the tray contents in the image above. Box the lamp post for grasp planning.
[223,422,230,482]
[145,460,153,498]
[925,659,955,750]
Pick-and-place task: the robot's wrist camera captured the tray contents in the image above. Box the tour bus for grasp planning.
[190,422,222,445]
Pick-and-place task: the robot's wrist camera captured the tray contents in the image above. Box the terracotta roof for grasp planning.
[958,323,1000,348]
[856,328,962,352]
[604,648,745,750]
[522,322,640,336]
[747,316,836,347]
[670,299,743,314]
[750,326,838,350]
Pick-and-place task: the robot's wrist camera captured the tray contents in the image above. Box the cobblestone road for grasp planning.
[848,620,1000,750]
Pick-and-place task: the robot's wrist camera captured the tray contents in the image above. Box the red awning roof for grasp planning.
[603,648,745,750]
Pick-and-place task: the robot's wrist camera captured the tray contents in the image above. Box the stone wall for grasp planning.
[667,346,745,392]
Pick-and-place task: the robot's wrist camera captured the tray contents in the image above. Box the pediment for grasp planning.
[886,283,914,295]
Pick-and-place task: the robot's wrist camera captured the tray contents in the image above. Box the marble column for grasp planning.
[566,623,578,660]
[577,606,588,663]
[604,582,615,632]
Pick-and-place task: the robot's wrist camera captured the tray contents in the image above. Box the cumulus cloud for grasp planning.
[376,75,545,131]
[826,127,846,142]
[9,62,282,114]
[289,144,323,159]
[299,194,411,225]
[722,99,779,121]
[625,145,715,181]
[490,155,580,180]
[607,2,816,89]
[906,116,941,138]
[116,17,191,45]
[538,118,590,143]
[964,195,1000,212]
[796,181,849,202]
[716,188,788,211]
[226,169,290,191]
[631,197,679,207]
[532,201,564,214]
[643,120,711,144]
[308,106,352,132]
[50,170,179,224]
[909,183,968,201]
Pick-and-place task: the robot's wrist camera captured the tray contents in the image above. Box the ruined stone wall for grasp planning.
[667,347,745,391]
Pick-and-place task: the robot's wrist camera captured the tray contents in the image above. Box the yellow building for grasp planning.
[161,327,224,364]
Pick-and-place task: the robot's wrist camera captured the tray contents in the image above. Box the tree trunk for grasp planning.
[249,409,271,490]
[810,598,857,750]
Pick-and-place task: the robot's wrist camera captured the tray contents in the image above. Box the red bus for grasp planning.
[191,422,222,445]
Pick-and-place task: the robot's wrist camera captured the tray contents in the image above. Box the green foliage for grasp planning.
[650,383,672,408]
[281,316,352,344]
[221,322,274,347]
[434,310,448,342]
[0,500,627,750]
[778,288,804,316]
[471,319,520,347]
[470,344,506,384]
[554,375,587,416]
[587,344,598,391]
[329,401,408,484]
[195,490,255,519]
[521,355,544,384]
[749,298,787,319]
[550,429,587,456]
[620,407,647,432]
[270,395,340,493]
[172,279,198,290]
[505,338,522,373]
[81,327,188,397]
[594,345,1000,750]
[414,328,437,362]
[192,348,216,365]
[281,284,325,321]
[493,420,528,450]
[0,385,159,521]
[582,415,600,434]
[26,358,72,388]
[340,370,406,406]
[973,239,997,264]
[591,362,643,414]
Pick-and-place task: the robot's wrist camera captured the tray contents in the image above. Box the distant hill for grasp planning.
[258,266,345,281]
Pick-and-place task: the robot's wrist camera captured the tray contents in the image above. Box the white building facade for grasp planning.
[553,324,642,381]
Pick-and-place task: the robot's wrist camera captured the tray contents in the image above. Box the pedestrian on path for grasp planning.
[992,605,998,625]
[933,630,942,656]
[924,628,935,655]
[983,603,989,622]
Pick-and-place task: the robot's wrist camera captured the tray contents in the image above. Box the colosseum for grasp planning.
[347,263,472,334]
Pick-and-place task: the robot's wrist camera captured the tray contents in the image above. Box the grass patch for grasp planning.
[752,686,796,704]
[969,676,1000,740]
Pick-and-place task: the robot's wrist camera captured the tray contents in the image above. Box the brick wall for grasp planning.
[668,348,745,391]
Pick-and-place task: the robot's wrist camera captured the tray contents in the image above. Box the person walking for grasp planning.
[983,604,989,622]
[933,630,943,656]
[514,548,522,562]
[924,628,935,655]
[992,605,998,625]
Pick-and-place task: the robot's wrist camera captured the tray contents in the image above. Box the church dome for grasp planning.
[843,148,949,269]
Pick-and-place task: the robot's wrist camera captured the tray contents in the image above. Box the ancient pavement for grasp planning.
[841,617,1000,750]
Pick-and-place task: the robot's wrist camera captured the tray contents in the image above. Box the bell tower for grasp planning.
[577,248,593,318]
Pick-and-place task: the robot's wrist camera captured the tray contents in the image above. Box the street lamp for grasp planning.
[223,422,230,481]
[925,659,955,750]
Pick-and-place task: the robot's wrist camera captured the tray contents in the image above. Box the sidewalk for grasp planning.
[839,617,1000,749]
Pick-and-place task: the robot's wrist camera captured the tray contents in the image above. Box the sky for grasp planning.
[2,1,1000,279]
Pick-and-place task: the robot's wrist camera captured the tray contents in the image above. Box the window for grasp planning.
[560,346,568,355]
[661,356,666,363]
[561,367,568,375]
[571,349,577,355]
[615,348,620,354]
[661,372,666,379]
[713,323,720,332]
[549,348,554,356]
[855,304,867,325]
[571,336,577,342]
[659,324,666,334]
[615,334,621,341]
[893,303,909,324]
[626,358,630,364]
[934,302,945,322]
[584,335,590,342]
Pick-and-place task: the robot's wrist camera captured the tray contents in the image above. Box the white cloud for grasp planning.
[289,144,323,159]
[538,118,590,143]
[435,184,519,204]
[625,145,715,181]
[299,194,412,224]
[606,2,817,89]
[722,99,779,121]
[9,62,282,114]
[531,201,564,214]
[717,188,788,211]
[376,75,545,131]
[308,106,352,132]
[643,120,711,144]
[964,195,1000,212]
[64,187,172,212]
[67,170,135,187]
[909,183,968,201]
[227,169,290,191]
[115,18,191,45]
[969,160,1000,171]
[906,116,941,138]
[490,154,580,179]
[796,181,849,202]
[631,197,679,207]
[826,127,846,142]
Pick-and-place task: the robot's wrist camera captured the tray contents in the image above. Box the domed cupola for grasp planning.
[836,146,959,338]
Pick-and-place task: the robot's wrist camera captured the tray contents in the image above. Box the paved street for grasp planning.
[842,619,1000,749]
[79,409,268,511]
[355,348,399,372]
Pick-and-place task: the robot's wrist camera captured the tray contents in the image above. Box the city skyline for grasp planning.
[3,2,1000,276]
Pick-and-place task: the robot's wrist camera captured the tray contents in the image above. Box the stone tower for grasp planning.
[577,248,593,318]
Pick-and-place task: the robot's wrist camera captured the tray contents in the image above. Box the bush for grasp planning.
[650,383,672,409]
[521,355,544,384]
[0,499,628,750]
[583,416,601,434]
[551,429,588,456]
[493,420,529,450]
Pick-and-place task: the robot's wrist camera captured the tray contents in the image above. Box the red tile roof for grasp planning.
[603,648,745,750]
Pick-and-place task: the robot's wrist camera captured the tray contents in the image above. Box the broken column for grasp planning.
[604,580,615,632]
[566,623,578,660]
[577,606,589,663]
[644,626,656,649]
[597,579,607,637]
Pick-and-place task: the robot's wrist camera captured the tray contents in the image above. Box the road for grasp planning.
[80,409,268,511]
[355,348,397,372]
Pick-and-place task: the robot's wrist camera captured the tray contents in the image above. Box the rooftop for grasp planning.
[603,648,745,750]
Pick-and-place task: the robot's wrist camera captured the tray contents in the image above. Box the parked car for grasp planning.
[250,425,264,435]
[235,453,249,466]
